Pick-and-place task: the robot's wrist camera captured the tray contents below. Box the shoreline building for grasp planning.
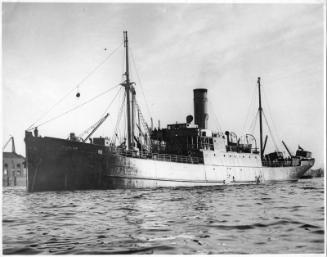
[2,136,26,186]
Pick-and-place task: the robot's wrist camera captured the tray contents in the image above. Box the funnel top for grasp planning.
[193,88,207,92]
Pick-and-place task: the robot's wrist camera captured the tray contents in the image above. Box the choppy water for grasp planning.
[2,178,325,254]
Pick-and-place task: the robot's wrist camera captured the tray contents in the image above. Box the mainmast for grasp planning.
[257,77,263,161]
[123,31,133,150]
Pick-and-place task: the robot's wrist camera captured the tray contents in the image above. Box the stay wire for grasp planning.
[208,100,222,132]
[33,84,120,129]
[242,84,257,132]
[123,97,127,142]
[130,47,153,120]
[27,42,123,130]
[77,86,123,139]
[111,91,126,144]
[101,86,123,117]
[249,110,259,135]
[262,88,282,145]
[262,111,279,151]
[135,99,150,133]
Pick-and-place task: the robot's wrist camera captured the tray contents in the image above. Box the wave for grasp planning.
[3,247,42,255]
[207,219,320,230]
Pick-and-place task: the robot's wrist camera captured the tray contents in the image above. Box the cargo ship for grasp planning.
[25,31,314,192]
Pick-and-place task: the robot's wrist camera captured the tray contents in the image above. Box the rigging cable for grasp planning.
[262,88,282,145]
[242,84,257,132]
[33,84,121,129]
[122,95,127,144]
[262,111,279,151]
[101,86,124,116]
[78,86,123,139]
[130,47,153,120]
[248,110,259,135]
[208,99,222,132]
[135,99,150,133]
[111,91,126,145]
[134,99,152,151]
[27,42,123,130]
[121,44,126,82]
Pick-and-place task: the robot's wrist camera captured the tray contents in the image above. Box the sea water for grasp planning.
[2,178,325,254]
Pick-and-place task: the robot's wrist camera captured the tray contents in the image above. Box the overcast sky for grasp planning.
[2,2,325,167]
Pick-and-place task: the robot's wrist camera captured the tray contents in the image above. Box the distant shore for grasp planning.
[301,167,324,179]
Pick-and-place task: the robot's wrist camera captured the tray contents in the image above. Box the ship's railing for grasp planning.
[109,147,203,164]
[198,143,214,150]
[145,153,202,164]
[262,159,295,167]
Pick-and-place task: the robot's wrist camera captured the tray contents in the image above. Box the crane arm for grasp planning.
[83,113,109,142]
[262,135,268,155]
[282,140,293,157]
[2,137,12,151]
[2,136,14,152]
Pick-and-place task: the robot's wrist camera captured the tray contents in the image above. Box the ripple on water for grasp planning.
[3,247,43,255]
[2,178,324,254]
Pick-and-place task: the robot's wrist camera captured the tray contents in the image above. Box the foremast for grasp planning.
[122,31,135,150]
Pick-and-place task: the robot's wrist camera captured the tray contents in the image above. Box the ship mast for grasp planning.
[257,77,263,161]
[123,31,133,150]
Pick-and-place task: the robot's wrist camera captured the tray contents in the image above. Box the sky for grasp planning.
[2,2,325,168]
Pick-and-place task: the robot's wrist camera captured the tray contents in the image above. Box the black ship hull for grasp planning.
[25,131,118,191]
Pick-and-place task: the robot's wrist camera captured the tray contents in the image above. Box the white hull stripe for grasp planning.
[105,175,298,184]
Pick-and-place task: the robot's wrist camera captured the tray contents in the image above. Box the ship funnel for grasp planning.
[193,88,208,129]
